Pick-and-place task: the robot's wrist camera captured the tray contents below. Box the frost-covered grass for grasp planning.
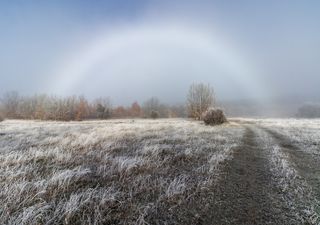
[0,119,244,225]
[253,127,319,224]
[242,118,320,223]
[241,118,320,154]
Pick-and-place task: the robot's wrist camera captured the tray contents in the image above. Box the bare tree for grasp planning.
[1,91,20,118]
[168,104,187,118]
[0,111,3,122]
[187,83,215,119]
[75,96,89,121]
[143,97,161,118]
[113,106,128,118]
[129,101,142,117]
[95,97,112,119]
[0,92,115,121]
[0,91,190,121]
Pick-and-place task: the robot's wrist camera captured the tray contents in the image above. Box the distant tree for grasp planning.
[55,97,69,121]
[297,103,320,118]
[96,104,105,119]
[0,92,190,120]
[34,95,47,120]
[143,97,161,118]
[35,105,45,120]
[113,106,127,118]
[67,96,78,120]
[0,103,4,121]
[76,96,89,121]
[168,104,187,118]
[158,103,170,118]
[44,96,59,120]
[86,102,98,119]
[167,109,177,118]
[1,91,20,118]
[95,97,112,119]
[0,92,115,121]
[17,96,34,119]
[129,101,142,117]
[187,83,215,120]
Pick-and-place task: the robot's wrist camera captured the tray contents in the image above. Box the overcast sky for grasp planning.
[1,0,319,105]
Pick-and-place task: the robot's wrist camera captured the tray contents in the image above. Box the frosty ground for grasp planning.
[0,118,319,225]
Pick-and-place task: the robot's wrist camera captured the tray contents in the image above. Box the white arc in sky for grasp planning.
[52,24,268,100]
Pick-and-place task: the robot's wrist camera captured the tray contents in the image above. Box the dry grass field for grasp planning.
[0,118,320,224]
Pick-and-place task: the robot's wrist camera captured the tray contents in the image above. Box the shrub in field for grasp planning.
[150,110,159,119]
[0,115,3,122]
[202,108,227,125]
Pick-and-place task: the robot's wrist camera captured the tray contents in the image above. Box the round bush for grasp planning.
[150,110,159,119]
[202,108,227,125]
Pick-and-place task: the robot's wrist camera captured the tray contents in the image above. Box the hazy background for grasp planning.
[1,0,319,115]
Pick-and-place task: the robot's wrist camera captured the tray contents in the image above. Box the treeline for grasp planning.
[0,92,186,121]
[297,103,320,118]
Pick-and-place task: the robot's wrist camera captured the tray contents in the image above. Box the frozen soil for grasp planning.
[0,119,320,224]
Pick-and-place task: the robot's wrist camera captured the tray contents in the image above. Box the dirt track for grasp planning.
[206,123,318,225]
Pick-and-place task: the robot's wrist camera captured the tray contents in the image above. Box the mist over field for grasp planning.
[1,1,320,225]
[1,0,320,115]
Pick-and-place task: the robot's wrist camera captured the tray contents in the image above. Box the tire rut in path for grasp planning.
[207,127,287,225]
[263,127,320,201]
